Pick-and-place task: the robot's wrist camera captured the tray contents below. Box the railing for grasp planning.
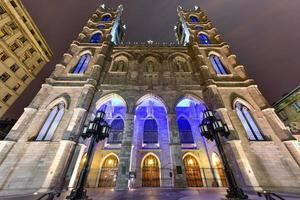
[35,191,61,200]
[257,191,285,200]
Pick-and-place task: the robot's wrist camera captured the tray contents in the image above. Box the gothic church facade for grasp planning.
[0,4,300,196]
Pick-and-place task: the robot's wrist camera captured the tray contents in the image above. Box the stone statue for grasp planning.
[175,60,185,72]
[116,60,125,72]
[147,60,154,72]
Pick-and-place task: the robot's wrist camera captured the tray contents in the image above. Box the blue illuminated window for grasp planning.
[235,102,264,141]
[101,15,110,22]
[36,102,65,141]
[97,25,105,29]
[210,55,227,75]
[198,34,210,44]
[108,117,124,144]
[143,118,158,144]
[72,54,91,74]
[178,117,194,144]
[90,32,102,43]
[195,26,203,30]
[189,16,199,23]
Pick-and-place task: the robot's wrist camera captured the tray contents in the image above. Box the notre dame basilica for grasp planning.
[0,4,300,197]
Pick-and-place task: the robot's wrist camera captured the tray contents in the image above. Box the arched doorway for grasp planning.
[142,154,160,187]
[98,155,119,188]
[212,152,227,187]
[183,154,203,187]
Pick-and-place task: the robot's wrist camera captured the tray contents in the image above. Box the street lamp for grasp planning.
[200,110,248,200]
[67,110,111,200]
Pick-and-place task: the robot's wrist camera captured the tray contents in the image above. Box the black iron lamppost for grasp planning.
[67,111,111,200]
[199,110,248,200]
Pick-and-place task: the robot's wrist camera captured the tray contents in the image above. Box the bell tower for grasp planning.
[0,4,125,195]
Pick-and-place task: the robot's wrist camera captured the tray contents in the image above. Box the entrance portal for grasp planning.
[98,155,119,188]
[142,154,160,187]
[183,154,203,187]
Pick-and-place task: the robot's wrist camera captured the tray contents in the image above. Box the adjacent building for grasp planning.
[273,86,300,135]
[0,4,300,197]
[0,0,52,117]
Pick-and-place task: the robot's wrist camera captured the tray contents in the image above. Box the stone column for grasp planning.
[116,113,134,190]
[168,114,187,188]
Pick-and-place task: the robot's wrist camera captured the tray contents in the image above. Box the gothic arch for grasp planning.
[138,53,163,64]
[173,93,206,112]
[134,93,168,113]
[110,55,129,72]
[208,51,222,58]
[99,153,120,169]
[112,52,134,61]
[95,93,127,111]
[231,95,255,111]
[140,152,161,169]
[182,152,202,168]
[46,94,71,110]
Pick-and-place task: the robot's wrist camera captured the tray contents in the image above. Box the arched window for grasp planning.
[209,55,227,75]
[198,34,210,44]
[90,32,102,43]
[143,118,158,144]
[101,15,110,22]
[235,102,264,141]
[189,16,199,23]
[177,117,194,143]
[36,102,65,141]
[97,25,105,29]
[108,117,124,144]
[72,54,91,74]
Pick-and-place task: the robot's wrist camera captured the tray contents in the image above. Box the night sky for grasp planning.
[4,0,300,119]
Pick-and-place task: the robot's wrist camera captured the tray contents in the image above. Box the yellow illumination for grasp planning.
[188,159,194,165]
[108,159,113,166]
[148,159,154,166]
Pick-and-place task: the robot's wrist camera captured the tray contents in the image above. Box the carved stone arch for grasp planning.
[173,92,206,112]
[110,55,129,72]
[187,14,200,22]
[112,51,134,61]
[101,13,113,20]
[168,53,192,72]
[141,152,161,169]
[46,93,71,110]
[142,56,160,73]
[208,50,222,58]
[139,52,163,63]
[230,93,255,111]
[182,152,202,168]
[197,31,209,37]
[93,92,128,114]
[133,93,169,114]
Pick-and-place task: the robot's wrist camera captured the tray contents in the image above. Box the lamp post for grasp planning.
[67,111,111,200]
[199,110,248,200]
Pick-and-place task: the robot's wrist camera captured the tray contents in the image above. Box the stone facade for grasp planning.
[273,86,300,135]
[0,0,53,117]
[0,4,300,197]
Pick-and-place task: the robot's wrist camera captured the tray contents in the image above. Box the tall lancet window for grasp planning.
[108,117,124,144]
[235,102,264,141]
[198,33,210,44]
[189,16,199,23]
[143,118,158,144]
[209,55,227,75]
[177,117,194,144]
[72,54,91,74]
[90,32,102,43]
[36,102,65,141]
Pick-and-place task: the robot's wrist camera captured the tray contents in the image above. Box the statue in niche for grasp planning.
[115,60,125,72]
[175,59,186,72]
[147,60,155,72]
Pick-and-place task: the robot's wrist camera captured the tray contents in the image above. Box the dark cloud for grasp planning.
[4,0,300,118]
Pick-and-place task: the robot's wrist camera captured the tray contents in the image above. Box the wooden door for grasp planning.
[183,155,203,187]
[98,155,119,188]
[142,155,160,187]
